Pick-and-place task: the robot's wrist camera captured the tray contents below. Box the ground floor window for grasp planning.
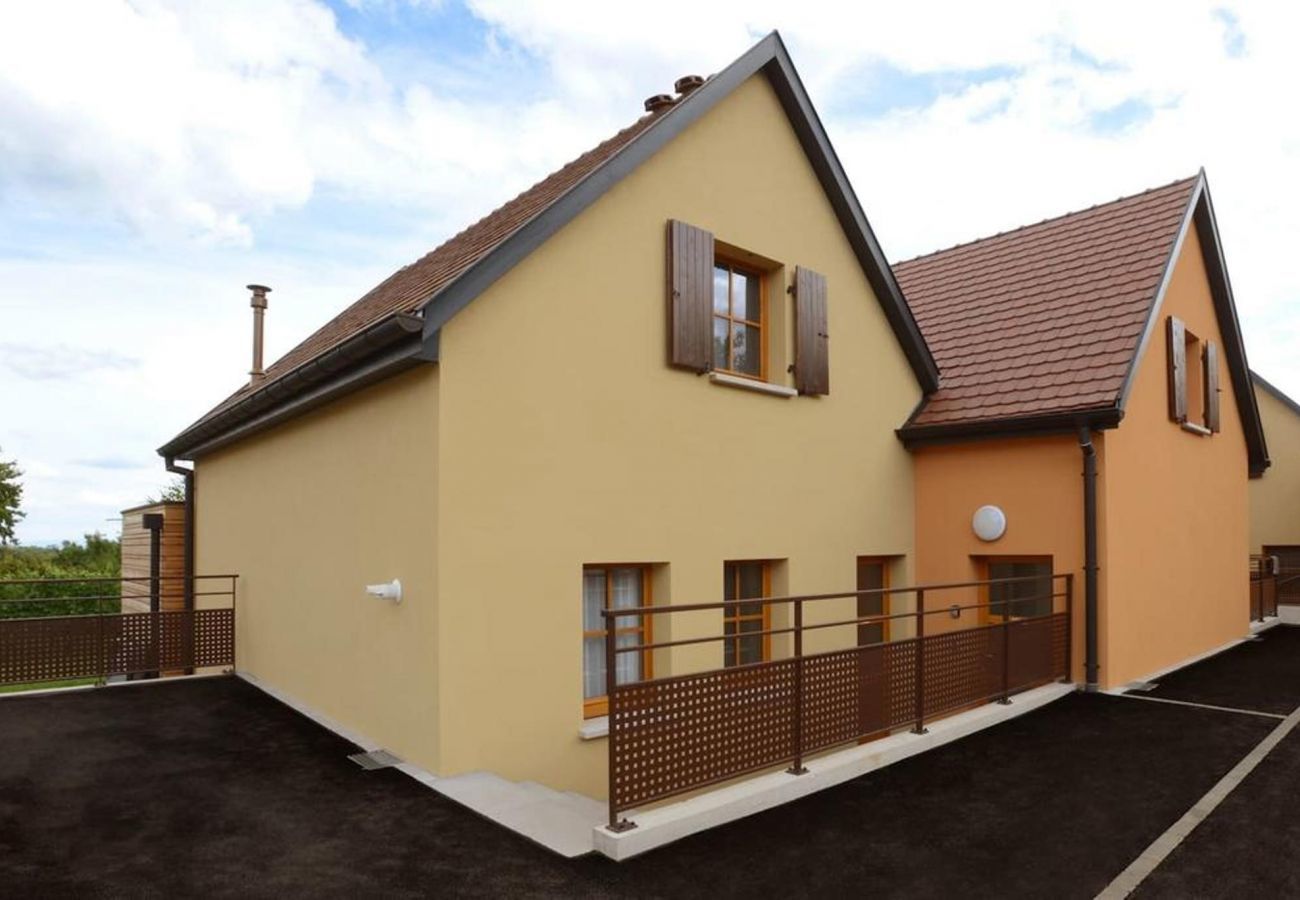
[723,561,770,666]
[984,557,1054,621]
[856,557,890,646]
[582,566,651,718]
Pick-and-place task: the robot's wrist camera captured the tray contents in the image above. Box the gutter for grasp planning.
[1077,426,1100,691]
[897,406,1123,449]
[159,312,428,461]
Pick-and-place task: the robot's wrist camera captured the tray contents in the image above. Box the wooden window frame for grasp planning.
[723,560,771,666]
[980,556,1053,625]
[712,255,768,381]
[583,565,653,719]
[856,556,891,646]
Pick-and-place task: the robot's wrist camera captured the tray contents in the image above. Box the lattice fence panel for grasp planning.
[0,609,235,685]
[922,626,1001,718]
[611,659,797,811]
[801,644,889,753]
[884,638,919,729]
[0,616,103,684]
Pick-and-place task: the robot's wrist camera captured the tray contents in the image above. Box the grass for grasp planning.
[0,678,98,694]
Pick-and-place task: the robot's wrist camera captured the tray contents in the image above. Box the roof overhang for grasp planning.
[898,406,1124,449]
[159,313,429,460]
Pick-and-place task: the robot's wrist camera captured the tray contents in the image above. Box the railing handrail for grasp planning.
[600,573,1069,620]
[611,590,1068,656]
[0,574,238,587]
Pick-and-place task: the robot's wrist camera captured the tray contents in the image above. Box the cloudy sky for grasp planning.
[2,0,1297,544]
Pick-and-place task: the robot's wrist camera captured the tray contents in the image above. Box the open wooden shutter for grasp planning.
[793,266,829,395]
[1166,315,1187,423]
[667,220,714,372]
[1204,340,1221,432]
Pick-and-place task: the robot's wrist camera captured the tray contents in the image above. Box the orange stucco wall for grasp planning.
[1102,226,1251,688]
[913,226,1252,690]
[913,435,1093,682]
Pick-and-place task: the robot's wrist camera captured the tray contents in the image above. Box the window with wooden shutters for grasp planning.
[1167,315,1188,423]
[667,220,715,372]
[793,266,829,395]
[1204,341,1221,432]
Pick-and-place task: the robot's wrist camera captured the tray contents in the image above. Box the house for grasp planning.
[1250,371,1300,611]
[897,173,1268,690]
[157,30,1267,830]
[159,33,939,802]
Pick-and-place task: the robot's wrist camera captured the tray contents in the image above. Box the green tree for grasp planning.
[0,448,23,546]
[147,477,186,504]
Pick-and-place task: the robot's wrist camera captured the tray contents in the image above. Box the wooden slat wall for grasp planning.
[120,502,187,614]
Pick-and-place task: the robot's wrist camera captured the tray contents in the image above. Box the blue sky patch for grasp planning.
[1088,98,1156,134]
[831,61,1018,119]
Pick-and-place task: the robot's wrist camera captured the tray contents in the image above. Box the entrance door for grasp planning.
[856,557,890,647]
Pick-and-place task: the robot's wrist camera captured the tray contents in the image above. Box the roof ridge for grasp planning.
[893,174,1200,268]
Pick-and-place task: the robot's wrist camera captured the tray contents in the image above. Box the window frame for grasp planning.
[582,565,653,719]
[980,556,1054,624]
[723,560,772,667]
[711,254,768,381]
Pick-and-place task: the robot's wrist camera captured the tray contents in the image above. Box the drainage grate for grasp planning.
[348,749,403,771]
[1126,681,1160,693]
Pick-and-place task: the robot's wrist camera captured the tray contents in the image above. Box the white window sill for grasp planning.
[708,372,797,398]
[1180,421,1212,436]
[579,716,609,740]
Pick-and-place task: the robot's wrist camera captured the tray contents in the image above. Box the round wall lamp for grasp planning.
[972,505,1007,542]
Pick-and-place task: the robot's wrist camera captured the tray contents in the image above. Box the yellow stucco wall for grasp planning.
[433,73,922,797]
[1250,381,1300,551]
[912,434,1097,683]
[195,367,441,770]
[1102,226,1251,688]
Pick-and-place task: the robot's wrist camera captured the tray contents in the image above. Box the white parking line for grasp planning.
[1096,703,1300,899]
[1116,692,1287,720]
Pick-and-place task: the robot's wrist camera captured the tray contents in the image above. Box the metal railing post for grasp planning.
[787,598,808,775]
[1065,574,1074,682]
[912,589,928,734]
[998,606,1012,705]
[605,608,635,833]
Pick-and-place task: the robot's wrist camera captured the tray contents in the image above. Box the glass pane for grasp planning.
[583,570,605,631]
[610,568,642,610]
[857,562,885,617]
[732,323,761,376]
[739,616,763,633]
[724,564,737,602]
[713,317,730,371]
[735,270,761,321]
[739,601,763,618]
[724,638,735,668]
[583,636,604,699]
[736,562,765,599]
[713,266,730,316]
[615,633,641,685]
[859,622,884,647]
[738,633,763,665]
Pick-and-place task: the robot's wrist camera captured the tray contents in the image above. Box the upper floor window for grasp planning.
[712,259,765,379]
[1166,315,1220,434]
[723,560,770,666]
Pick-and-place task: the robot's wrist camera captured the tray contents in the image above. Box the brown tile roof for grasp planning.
[895,175,1199,430]
[185,105,673,432]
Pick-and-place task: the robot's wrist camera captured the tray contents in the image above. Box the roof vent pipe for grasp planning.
[674,75,704,95]
[247,284,271,384]
[644,94,676,112]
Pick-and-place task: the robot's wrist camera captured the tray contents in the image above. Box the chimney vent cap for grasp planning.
[644,94,676,112]
[674,75,705,94]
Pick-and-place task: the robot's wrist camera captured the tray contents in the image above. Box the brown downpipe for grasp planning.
[1077,426,1099,691]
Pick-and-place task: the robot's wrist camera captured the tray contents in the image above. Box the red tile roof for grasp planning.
[894,176,1199,430]
[185,105,672,432]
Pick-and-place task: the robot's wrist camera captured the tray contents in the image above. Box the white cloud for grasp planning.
[2,0,1299,542]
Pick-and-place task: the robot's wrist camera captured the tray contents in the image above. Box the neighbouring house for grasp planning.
[896,173,1269,690]
[1250,371,1300,611]
[157,30,1268,820]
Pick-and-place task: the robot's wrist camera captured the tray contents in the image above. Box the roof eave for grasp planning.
[159,313,428,461]
[897,406,1124,450]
